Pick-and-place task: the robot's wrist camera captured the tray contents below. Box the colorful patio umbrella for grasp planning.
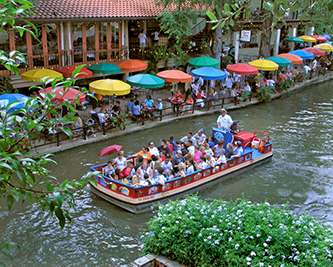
[89,79,131,96]
[325,41,333,45]
[321,34,332,41]
[188,57,219,68]
[56,65,93,79]
[298,36,317,43]
[301,47,325,57]
[0,93,32,113]
[276,53,303,64]
[117,59,148,72]
[248,60,279,71]
[21,69,63,82]
[313,43,333,52]
[156,70,192,83]
[310,35,327,42]
[284,37,305,43]
[191,67,226,80]
[98,145,122,157]
[40,87,86,104]
[266,57,292,67]
[288,50,314,60]
[226,63,259,75]
[87,63,121,75]
[126,74,165,89]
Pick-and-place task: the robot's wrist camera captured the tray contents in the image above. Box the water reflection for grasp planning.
[2,80,333,266]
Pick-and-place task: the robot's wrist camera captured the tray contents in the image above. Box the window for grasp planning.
[99,22,108,60]
[86,22,95,61]
[46,24,59,65]
[72,23,83,63]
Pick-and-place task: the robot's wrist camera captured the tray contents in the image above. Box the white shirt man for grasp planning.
[304,65,311,74]
[193,130,207,146]
[148,142,159,157]
[217,109,233,129]
[138,32,147,48]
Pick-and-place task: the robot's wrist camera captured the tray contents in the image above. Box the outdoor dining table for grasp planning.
[164,98,184,114]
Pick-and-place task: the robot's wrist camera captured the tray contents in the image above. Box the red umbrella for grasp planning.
[226,63,259,75]
[117,59,148,72]
[40,87,86,104]
[301,47,326,56]
[98,145,123,157]
[310,35,327,42]
[56,65,93,79]
[157,70,192,83]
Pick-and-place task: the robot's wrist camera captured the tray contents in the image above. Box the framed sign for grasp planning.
[240,30,251,42]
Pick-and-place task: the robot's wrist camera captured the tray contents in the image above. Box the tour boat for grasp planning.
[89,127,273,213]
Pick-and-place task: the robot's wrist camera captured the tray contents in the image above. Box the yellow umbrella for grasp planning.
[22,69,63,82]
[298,36,317,43]
[89,79,131,96]
[313,43,333,52]
[248,60,279,71]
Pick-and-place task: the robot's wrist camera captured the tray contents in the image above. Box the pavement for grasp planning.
[31,72,333,156]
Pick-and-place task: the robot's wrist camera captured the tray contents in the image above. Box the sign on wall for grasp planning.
[240,30,251,42]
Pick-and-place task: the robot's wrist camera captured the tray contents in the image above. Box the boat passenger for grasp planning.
[161,156,173,176]
[193,146,202,164]
[199,146,206,156]
[152,160,162,179]
[176,162,186,178]
[148,141,159,157]
[225,143,234,159]
[169,136,177,151]
[204,143,213,155]
[186,140,195,153]
[149,155,158,169]
[150,167,166,186]
[205,154,216,168]
[212,140,225,159]
[160,151,166,162]
[180,143,189,157]
[135,156,144,171]
[193,130,207,146]
[139,173,150,187]
[231,141,243,158]
[173,141,182,154]
[172,150,185,173]
[208,136,215,149]
[198,156,208,170]
[166,140,173,155]
[137,161,153,180]
[130,146,152,162]
[186,159,197,174]
[102,161,117,179]
[180,132,197,146]
[158,139,171,157]
[216,149,227,164]
[185,151,194,161]
[217,108,233,130]
[128,162,136,178]
[114,151,127,174]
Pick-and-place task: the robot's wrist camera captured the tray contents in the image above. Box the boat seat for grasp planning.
[234,132,256,148]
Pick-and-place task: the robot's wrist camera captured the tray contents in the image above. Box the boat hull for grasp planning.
[89,151,273,213]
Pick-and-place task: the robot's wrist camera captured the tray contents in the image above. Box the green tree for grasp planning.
[0,1,97,265]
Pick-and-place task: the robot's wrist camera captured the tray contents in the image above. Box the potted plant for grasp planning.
[110,113,129,130]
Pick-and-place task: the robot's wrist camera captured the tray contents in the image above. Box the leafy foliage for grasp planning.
[0,76,17,95]
[111,113,129,130]
[276,78,295,93]
[240,90,251,101]
[142,196,333,266]
[255,86,276,103]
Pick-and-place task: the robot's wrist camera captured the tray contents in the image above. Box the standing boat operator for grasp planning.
[217,108,233,130]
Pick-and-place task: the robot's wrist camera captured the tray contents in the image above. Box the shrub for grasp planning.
[111,112,128,130]
[276,78,295,93]
[255,86,276,102]
[295,72,307,83]
[142,196,333,267]
[0,76,17,95]
[240,91,251,101]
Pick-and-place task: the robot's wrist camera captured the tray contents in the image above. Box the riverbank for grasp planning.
[33,71,333,156]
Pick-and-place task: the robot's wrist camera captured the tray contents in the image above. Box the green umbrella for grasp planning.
[126,74,165,89]
[188,56,219,68]
[266,56,292,67]
[284,37,305,43]
[87,63,121,74]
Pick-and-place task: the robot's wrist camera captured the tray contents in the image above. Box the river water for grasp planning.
[2,80,333,266]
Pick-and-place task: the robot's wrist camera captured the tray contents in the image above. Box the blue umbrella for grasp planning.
[0,93,32,113]
[322,34,332,41]
[288,50,314,60]
[191,67,226,80]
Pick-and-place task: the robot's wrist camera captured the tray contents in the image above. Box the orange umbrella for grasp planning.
[117,59,148,72]
[157,70,192,83]
[276,53,303,64]
[56,65,93,79]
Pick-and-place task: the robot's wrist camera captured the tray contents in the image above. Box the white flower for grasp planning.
[269,255,274,259]
[215,240,219,245]
[263,243,268,247]
[259,263,264,267]
[265,202,270,206]
[251,251,256,256]
[257,234,261,237]
[246,257,252,261]
[176,221,179,224]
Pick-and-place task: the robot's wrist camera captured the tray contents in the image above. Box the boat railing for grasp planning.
[91,148,272,199]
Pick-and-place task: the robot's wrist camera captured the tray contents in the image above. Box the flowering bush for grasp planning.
[255,86,276,103]
[142,196,333,267]
[295,72,307,83]
[276,78,295,93]
[111,112,128,130]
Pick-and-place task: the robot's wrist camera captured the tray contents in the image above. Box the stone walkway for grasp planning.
[32,72,333,156]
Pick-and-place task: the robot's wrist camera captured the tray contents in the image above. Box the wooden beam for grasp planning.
[26,32,33,68]
[42,24,48,67]
[107,22,111,60]
[9,29,15,51]
[82,23,87,64]
[95,22,99,62]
